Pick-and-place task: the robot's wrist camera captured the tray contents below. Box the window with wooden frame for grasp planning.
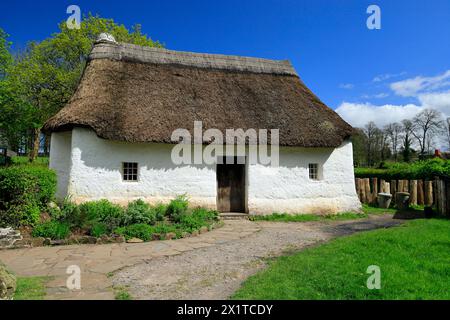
[122,162,138,181]
[308,163,319,180]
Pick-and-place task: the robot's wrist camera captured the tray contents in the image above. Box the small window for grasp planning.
[308,163,319,180]
[122,162,138,181]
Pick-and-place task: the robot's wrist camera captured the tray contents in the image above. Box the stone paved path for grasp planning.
[0,215,401,300]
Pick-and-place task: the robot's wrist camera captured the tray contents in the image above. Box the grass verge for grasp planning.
[232,218,450,299]
[14,276,50,300]
[249,204,396,222]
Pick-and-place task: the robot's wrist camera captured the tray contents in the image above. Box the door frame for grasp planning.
[216,156,248,213]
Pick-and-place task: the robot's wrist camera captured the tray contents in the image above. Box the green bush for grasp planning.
[31,221,70,240]
[48,198,82,227]
[178,208,218,232]
[154,203,167,221]
[166,195,189,222]
[90,222,108,237]
[1,203,41,227]
[355,158,450,180]
[79,200,124,232]
[122,199,156,225]
[114,223,156,241]
[0,166,56,227]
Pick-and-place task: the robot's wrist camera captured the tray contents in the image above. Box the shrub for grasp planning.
[192,207,219,221]
[114,223,155,241]
[48,198,82,227]
[122,199,156,226]
[154,203,167,221]
[0,166,56,227]
[90,222,108,237]
[166,195,189,222]
[178,208,218,232]
[0,203,41,227]
[355,158,450,180]
[31,221,70,240]
[79,200,124,232]
[0,166,56,208]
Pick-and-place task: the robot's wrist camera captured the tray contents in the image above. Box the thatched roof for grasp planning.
[43,40,353,147]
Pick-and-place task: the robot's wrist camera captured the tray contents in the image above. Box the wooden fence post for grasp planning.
[385,181,390,195]
[409,180,417,206]
[417,180,424,205]
[390,180,397,197]
[355,178,361,202]
[424,180,433,206]
[372,177,378,204]
[358,179,365,203]
[364,178,371,204]
[380,179,385,193]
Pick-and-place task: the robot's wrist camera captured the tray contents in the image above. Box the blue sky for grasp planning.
[1,0,449,128]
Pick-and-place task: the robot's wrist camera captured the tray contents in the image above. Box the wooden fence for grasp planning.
[355,176,450,216]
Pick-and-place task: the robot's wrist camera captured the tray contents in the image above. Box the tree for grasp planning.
[351,128,368,166]
[363,121,379,166]
[8,15,162,162]
[411,109,443,157]
[0,28,31,152]
[0,28,12,78]
[401,119,414,162]
[384,122,402,161]
[443,118,450,151]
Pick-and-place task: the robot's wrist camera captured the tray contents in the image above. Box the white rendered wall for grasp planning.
[247,141,361,214]
[55,127,361,214]
[68,127,217,207]
[49,131,72,201]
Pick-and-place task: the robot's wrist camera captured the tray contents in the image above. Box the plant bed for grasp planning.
[2,196,222,249]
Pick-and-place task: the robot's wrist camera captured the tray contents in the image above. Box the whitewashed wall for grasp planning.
[248,141,361,214]
[49,131,72,200]
[52,127,360,214]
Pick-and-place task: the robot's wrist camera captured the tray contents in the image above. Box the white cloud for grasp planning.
[339,83,354,89]
[361,92,389,99]
[372,72,406,82]
[390,70,450,97]
[418,91,450,115]
[337,68,450,132]
[336,102,423,128]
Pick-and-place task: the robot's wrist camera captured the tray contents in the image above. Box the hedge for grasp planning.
[0,166,56,227]
[355,158,450,180]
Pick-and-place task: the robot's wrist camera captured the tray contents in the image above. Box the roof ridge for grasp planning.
[89,42,298,76]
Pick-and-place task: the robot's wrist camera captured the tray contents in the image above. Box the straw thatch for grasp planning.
[43,41,353,147]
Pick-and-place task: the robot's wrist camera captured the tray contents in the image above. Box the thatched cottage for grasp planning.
[43,34,360,215]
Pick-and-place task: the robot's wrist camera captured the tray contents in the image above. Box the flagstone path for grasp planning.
[0,215,402,300]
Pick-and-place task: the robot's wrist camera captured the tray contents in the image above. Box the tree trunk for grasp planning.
[29,127,41,163]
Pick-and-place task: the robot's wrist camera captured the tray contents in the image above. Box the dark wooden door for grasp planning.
[217,160,246,212]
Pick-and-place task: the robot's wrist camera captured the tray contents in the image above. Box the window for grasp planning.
[308,163,319,180]
[122,162,138,181]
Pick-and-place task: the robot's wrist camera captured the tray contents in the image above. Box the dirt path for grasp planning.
[112,215,401,300]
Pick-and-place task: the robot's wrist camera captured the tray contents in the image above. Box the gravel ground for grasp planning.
[112,215,401,300]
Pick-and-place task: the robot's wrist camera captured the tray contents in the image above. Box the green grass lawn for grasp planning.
[249,204,396,222]
[10,156,49,166]
[232,218,450,299]
[14,276,49,300]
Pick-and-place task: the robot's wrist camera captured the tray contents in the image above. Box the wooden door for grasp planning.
[217,158,246,212]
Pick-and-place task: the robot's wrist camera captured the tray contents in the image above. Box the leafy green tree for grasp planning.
[0,28,31,152]
[0,28,12,78]
[8,15,162,161]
